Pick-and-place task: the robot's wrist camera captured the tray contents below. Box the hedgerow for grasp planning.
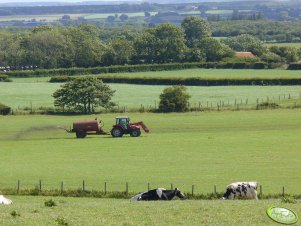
[49,75,301,86]
[6,62,268,78]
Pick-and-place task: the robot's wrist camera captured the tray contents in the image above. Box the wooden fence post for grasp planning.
[61,181,64,194]
[171,183,173,190]
[82,180,85,191]
[126,182,128,196]
[260,185,262,196]
[39,179,42,192]
[192,185,194,196]
[282,186,285,197]
[214,185,217,194]
[148,183,150,191]
[104,182,107,195]
[17,180,20,193]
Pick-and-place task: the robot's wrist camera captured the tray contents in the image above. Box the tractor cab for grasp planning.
[115,116,130,129]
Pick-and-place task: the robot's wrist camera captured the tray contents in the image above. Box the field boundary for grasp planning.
[1,183,300,200]
[50,75,301,86]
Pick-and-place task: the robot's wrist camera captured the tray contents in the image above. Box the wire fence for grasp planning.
[1,180,300,198]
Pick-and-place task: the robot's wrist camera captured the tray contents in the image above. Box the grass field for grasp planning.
[1,109,301,195]
[0,196,299,225]
[265,43,301,48]
[1,77,300,109]
[0,14,85,22]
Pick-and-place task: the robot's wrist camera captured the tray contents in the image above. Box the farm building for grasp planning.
[235,52,256,58]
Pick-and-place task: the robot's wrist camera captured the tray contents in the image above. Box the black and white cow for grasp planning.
[222,182,258,200]
[131,188,185,201]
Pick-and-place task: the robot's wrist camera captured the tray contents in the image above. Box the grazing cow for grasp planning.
[131,188,185,201]
[0,195,13,205]
[222,182,258,200]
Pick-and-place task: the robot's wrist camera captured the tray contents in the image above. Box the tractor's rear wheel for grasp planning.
[130,129,141,137]
[111,128,123,137]
[76,131,86,138]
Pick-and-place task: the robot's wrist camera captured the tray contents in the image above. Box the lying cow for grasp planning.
[222,182,258,200]
[131,188,185,201]
[0,195,13,205]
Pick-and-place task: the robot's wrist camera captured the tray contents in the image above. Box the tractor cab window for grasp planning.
[117,118,129,129]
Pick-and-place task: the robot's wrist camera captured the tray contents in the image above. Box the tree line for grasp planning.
[0,16,300,70]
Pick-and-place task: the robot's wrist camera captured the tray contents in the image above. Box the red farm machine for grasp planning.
[69,116,149,138]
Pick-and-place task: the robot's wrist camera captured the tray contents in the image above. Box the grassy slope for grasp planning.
[1,110,301,194]
[1,77,301,108]
[0,196,299,225]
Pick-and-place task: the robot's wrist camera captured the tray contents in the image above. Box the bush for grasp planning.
[288,63,301,70]
[56,217,69,225]
[281,195,297,204]
[0,74,11,82]
[44,199,56,207]
[10,210,20,217]
[0,103,11,115]
[256,102,279,110]
[159,85,191,112]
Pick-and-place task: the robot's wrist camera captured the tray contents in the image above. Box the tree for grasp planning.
[198,38,234,61]
[53,77,115,114]
[103,38,135,65]
[181,16,212,48]
[134,23,187,63]
[222,34,267,56]
[119,14,129,21]
[159,86,191,112]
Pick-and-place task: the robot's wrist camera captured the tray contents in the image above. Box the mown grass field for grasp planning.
[1,109,301,195]
[1,196,299,226]
[265,42,301,48]
[0,73,300,109]
[0,14,85,22]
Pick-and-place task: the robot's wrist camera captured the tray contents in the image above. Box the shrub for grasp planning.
[159,85,191,112]
[281,195,297,204]
[256,102,279,110]
[0,74,11,82]
[10,210,21,217]
[288,63,301,70]
[44,199,56,207]
[55,217,69,225]
[0,103,11,115]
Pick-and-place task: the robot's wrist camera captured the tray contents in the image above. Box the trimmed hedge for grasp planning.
[6,62,267,78]
[0,103,11,115]
[50,75,301,86]
[288,63,301,70]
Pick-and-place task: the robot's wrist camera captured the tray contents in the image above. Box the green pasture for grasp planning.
[206,10,233,15]
[83,12,157,20]
[1,109,301,195]
[265,42,301,48]
[1,196,299,226]
[0,77,300,109]
[0,14,84,22]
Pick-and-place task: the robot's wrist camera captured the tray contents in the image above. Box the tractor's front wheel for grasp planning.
[111,128,123,138]
[130,129,141,137]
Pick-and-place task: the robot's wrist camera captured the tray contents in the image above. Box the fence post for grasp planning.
[282,186,285,197]
[192,185,194,196]
[17,180,20,193]
[61,181,64,194]
[171,183,173,190]
[214,185,217,194]
[82,180,85,191]
[104,182,107,195]
[260,185,262,196]
[126,182,128,196]
[148,183,150,191]
[39,179,42,192]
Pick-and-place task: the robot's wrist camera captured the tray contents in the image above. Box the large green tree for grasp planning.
[53,77,115,114]
[134,23,186,63]
[222,34,267,56]
[181,16,212,48]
